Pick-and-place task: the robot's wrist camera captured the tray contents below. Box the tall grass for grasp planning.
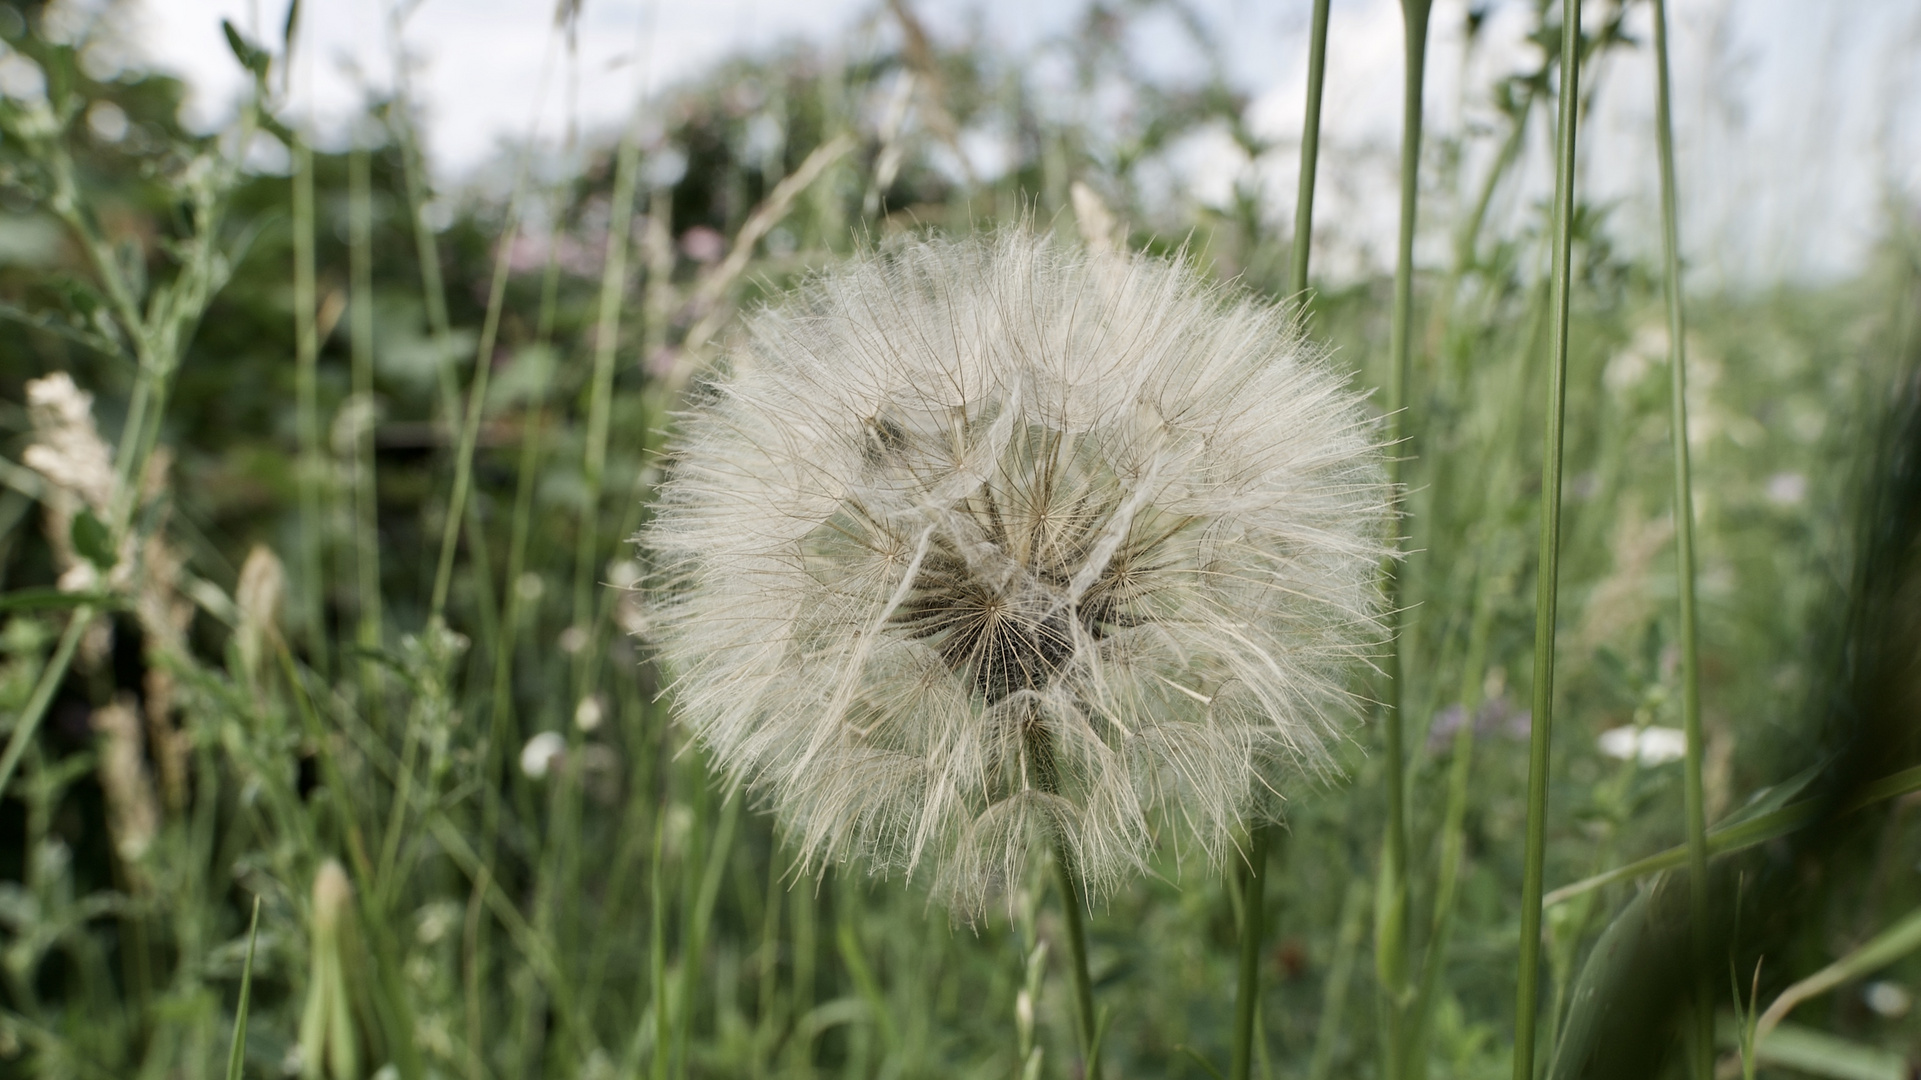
[0,2,1917,1078]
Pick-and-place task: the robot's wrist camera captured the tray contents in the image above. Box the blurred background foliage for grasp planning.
[0,0,1917,1076]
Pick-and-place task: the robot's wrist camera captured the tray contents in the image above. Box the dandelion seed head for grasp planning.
[641,232,1391,910]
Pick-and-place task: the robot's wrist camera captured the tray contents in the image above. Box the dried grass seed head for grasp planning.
[642,231,1391,910]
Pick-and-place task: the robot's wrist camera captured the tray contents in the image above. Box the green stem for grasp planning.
[1513,3,1582,1078]
[1230,827,1269,1080]
[1052,842,1101,1079]
[571,111,647,691]
[292,132,328,677]
[1233,5,1330,1077]
[422,36,557,623]
[1308,878,1370,1080]
[1651,2,1711,1073]
[1380,4,1431,1077]
[348,142,383,707]
[0,604,92,804]
[1289,0,1332,303]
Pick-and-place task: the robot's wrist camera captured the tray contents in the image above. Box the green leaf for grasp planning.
[70,509,113,568]
[1719,1019,1907,1080]
[1177,1046,1227,1080]
[221,20,271,80]
[282,0,303,54]
[0,587,114,613]
[226,896,261,1080]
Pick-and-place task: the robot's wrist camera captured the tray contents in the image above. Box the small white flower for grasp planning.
[519,731,567,779]
[642,232,1390,908]
[1765,471,1807,506]
[1597,725,1687,766]
[1864,981,1912,1019]
[574,695,605,732]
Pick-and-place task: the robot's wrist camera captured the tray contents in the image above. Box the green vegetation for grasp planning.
[0,1,1918,1077]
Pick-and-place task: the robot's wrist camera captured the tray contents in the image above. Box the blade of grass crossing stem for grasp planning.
[225,897,262,1080]
[426,32,560,623]
[1756,904,1921,1042]
[1380,3,1431,1077]
[1542,765,1921,909]
[1514,4,1582,1078]
[1232,5,1329,1079]
[1651,1,1712,1075]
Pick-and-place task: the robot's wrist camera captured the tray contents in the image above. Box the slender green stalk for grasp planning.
[1379,4,1431,1077]
[572,109,647,690]
[1232,5,1329,1078]
[1289,0,1332,304]
[0,604,91,803]
[224,897,261,1080]
[292,131,328,677]
[1308,879,1370,1080]
[348,142,383,703]
[424,33,559,623]
[1513,4,1582,1077]
[649,808,671,1080]
[1052,843,1101,1080]
[1650,2,1712,1075]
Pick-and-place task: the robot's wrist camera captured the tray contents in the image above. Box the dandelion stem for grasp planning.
[1513,3,1582,1077]
[1052,841,1101,1079]
[1234,4,1329,1077]
[1380,2,1431,1076]
[1230,827,1269,1080]
[1651,1,1712,1074]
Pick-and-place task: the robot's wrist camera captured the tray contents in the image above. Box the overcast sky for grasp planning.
[126,0,1921,284]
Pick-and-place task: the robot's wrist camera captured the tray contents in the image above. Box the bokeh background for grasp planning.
[1,0,1919,1077]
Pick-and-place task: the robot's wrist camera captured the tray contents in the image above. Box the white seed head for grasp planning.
[641,232,1391,910]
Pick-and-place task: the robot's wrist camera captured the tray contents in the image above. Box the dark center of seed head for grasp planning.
[891,538,1133,704]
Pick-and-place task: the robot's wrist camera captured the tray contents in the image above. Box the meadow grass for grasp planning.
[0,2,1918,1079]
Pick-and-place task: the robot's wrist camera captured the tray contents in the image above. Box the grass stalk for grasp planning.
[1379,3,1431,1077]
[1650,2,1712,1075]
[1288,0,1332,306]
[292,131,329,677]
[0,603,91,803]
[423,32,559,624]
[1232,4,1329,1077]
[1512,3,1583,1077]
[223,897,261,1080]
[650,808,671,1080]
[348,142,384,706]
[1308,878,1370,1080]
[571,100,647,691]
